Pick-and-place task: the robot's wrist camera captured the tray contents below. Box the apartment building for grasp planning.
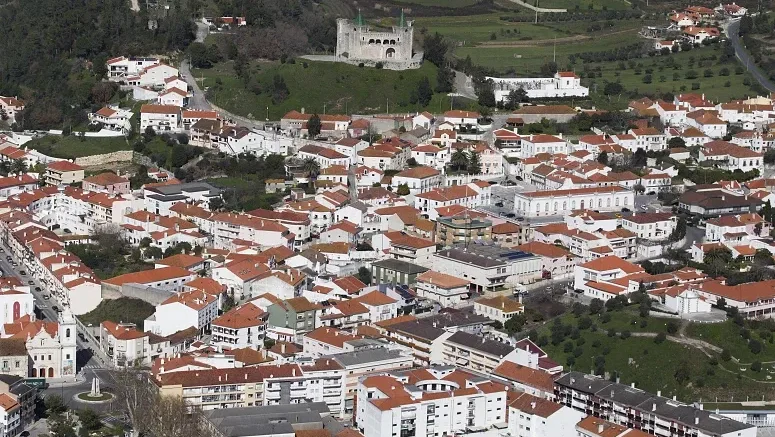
[414,270,471,307]
[211,302,267,351]
[356,366,509,437]
[43,161,84,186]
[144,290,219,336]
[515,186,634,218]
[621,213,676,241]
[508,393,585,437]
[440,331,514,374]
[431,245,541,293]
[555,372,756,437]
[100,321,151,367]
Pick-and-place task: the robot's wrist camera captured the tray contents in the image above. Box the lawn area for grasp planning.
[686,320,775,364]
[454,30,639,72]
[535,308,775,401]
[413,14,567,45]
[78,297,156,328]
[25,135,131,159]
[581,44,762,106]
[392,0,481,6]
[534,0,632,10]
[194,60,470,120]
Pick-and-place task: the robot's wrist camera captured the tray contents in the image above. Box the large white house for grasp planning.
[140,104,181,133]
[515,186,634,218]
[489,72,589,101]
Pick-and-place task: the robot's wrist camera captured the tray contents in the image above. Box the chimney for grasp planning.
[673,395,677,401]
[281,343,286,354]
[695,416,699,425]
[657,390,661,397]
[631,382,635,388]
[292,368,296,376]
[530,402,536,409]
[652,403,657,411]
[597,424,604,434]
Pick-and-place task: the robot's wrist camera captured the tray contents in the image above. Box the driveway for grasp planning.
[725,18,775,93]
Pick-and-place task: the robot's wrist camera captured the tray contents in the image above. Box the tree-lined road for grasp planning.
[726,18,775,93]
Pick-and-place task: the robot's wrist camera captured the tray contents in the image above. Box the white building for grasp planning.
[431,246,541,293]
[573,256,645,301]
[414,270,470,307]
[621,212,676,240]
[508,392,585,437]
[211,302,266,350]
[88,106,133,133]
[140,104,181,133]
[144,290,218,336]
[514,186,634,218]
[356,366,509,437]
[106,56,159,80]
[473,295,524,324]
[100,321,151,367]
[489,72,589,101]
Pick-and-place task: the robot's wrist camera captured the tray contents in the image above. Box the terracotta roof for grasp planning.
[577,416,629,437]
[416,270,469,288]
[476,295,523,313]
[155,364,301,388]
[46,161,84,172]
[395,166,440,179]
[83,172,128,187]
[516,241,571,258]
[332,275,366,294]
[516,105,576,115]
[161,290,216,311]
[212,303,265,329]
[355,290,397,306]
[279,297,322,313]
[104,266,193,286]
[156,253,204,270]
[141,104,179,115]
[305,327,360,347]
[493,361,554,392]
[102,321,147,341]
[508,392,563,418]
[579,256,644,274]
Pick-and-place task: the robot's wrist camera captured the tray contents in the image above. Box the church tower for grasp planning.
[58,308,78,378]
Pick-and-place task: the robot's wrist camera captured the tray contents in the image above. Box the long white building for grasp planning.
[488,72,589,101]
[514,186,634,218]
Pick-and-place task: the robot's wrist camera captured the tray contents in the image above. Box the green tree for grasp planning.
[667,137,686,149]
[221,292,236,312]
[674,361,691,384]
[45,395,67,416]
[396,184,410,196]
[597,151,609,166]
[654,332,666,344]
[467,151,482,174]
[669,217,687,242]
[307,114,322,138]
[302,157,320,179]
[415,77,433,107]
[633,183,646,194]
[10,159,27,175]
[589,298,604,314]
[451,149,469,171]
[169,144,190,168]
[721,349,731,361]
[357,266,372,285]
[145,246,163,260]
[603,82,623,95]
[504,313,527,334]
[270,75,290,104]
[751,361,762,372]
[77,408,103,432]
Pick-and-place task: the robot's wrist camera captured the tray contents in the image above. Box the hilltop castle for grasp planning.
[335,10,422,70]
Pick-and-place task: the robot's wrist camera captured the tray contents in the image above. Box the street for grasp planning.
[726,18,775,93]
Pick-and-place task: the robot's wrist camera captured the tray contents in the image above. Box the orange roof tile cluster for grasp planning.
[102,321,147,341]
[212,303,265,329]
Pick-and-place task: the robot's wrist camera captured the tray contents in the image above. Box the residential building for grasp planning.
[144,290,219,336]
[100,321,151,367]
[508,392,585,437]
[415,270,470,307]
[44,161,84,186]
[140,104,181,133]
[516,241,577,279]
[211,302,267,351]
[514,186,634,218]
[82,172,130,195]
[573,256,646,301]
[678,186,761,218]
[391,166,442,195]
[441,330,514,373]
[266,297,322,343]
[431,245,541,293]
[555,371,756,437]
[371,259,429,286]
[621,213,676,240]
[474,295,524,324]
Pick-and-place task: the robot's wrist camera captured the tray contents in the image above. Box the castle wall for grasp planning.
[336,19,415,66]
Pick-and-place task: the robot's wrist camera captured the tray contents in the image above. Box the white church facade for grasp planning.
[335,11,422,70]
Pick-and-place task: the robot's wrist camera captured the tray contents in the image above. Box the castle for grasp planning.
[335,10,422,70]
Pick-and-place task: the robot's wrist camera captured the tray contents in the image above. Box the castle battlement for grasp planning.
[334,11,421,70]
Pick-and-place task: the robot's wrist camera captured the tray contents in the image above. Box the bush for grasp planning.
[573,346,584,357]
[749,339,763,354]
[620,330,631,339]
[751,361,762,372]
[578,316,593,330]
[721,349,732,361]
[607,328,617,337]
[601,313,612,324]
[564,341,575,353]
[654,332,667,344]
[666,321,679,334]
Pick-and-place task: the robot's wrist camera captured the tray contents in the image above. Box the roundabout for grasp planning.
[73,378,114,404]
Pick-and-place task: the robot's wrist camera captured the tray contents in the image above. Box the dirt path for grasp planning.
[475,27,640,48]
[628,332,723,357]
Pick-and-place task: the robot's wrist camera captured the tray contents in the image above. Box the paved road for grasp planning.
[453,71,478,101]
[180,60,212,112]
[726,18,775,93]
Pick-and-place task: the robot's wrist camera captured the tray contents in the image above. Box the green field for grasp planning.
[582,44,762,107]
[194,60,471,120]
[535,307,775,400]
[392,0,480,6]
[533,0,632,10]
[454,30,638,71]
[25,135,132,159]
[79,297,156,328]
[413,14,568,44]
[686,320,775,364]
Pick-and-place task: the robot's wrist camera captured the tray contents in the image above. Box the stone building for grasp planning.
[335,11,421,70]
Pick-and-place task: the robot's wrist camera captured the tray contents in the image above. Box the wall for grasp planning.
[100,283,173,306]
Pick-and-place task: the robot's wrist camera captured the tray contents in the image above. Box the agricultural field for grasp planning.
[531,0,633,11]
[392,0,481,7]
[193,60,473,120]
[534,306,775,401]
[581,44,763,106]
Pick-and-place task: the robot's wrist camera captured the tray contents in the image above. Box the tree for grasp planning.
[415,77,433,107]
[10,159,27,175]
[77,408,103,432]
[654,332,666,344]
[751,361,762,372]
[666,321,679,334]
[504,313,527,334]
[631,148,647,168]
[302,157,320,179]
[270,75,290,104]
[422,32,449,67]
[668,137,686,149]
[396,184,410,196]
[264,338,276,349]
[169,144,190,169]
[145,246,163,260]
[589,298,604,314]
[669,217,687,242]
[491,320,503,330]
[674,360,691,384]
[603,82,623,96]
[597,151,609,166]
[451,149,469,171]
[357,266,372,285]
[721,349,731,361]
[307,114,322,138]
[45,395,67,416]
[467,151,482,174]
[749,339,762,354]
[633,183,646,194]
[221,292,236,312]
[477,82,496,108]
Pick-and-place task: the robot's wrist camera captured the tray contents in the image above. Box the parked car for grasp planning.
[27,280,33,285]
[77,333,86,341]
[19,271,25,276]
[505,213,516,218]
[34,287,41,292]
[52,306,59,312]
[43,295,50,300]
[621,207,631,213]
[495,201,504,207]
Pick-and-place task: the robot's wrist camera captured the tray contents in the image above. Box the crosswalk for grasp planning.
[81,363,102,370]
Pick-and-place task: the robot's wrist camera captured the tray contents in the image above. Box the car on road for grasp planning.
[505,213,516,218]
[515,176,523,181]
[495,201,504,207]
[27,280,33,285]
[19,271,25,276]
[621,207,631,213]
[43,295,50,300]
[516,217,524,221]
[641,205,648,211]
[34,287,41,292]
[52,306,59,312]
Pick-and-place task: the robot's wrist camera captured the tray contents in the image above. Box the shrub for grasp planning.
[654,332,667,344]
[749,339,762,354]
[601,313,612,324]
[620,330,631,339]
[666,321,679,334]
[721,349,732,361]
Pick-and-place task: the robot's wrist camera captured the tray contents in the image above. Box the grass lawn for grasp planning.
[582,44,763,108]
[686,320,775,363]
[536,309,775,401]
[413,14,567,45]
[454,30,639,72]
[391,0,481,7]
[533,0,632,10]
[194,60,471,120]
[78,297,156,328]
[25,135,131,159]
